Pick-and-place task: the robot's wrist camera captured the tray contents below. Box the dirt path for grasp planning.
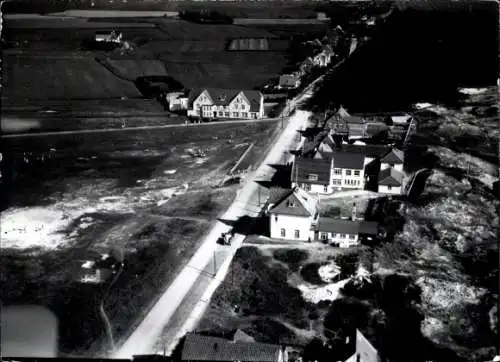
[1,118,280,139]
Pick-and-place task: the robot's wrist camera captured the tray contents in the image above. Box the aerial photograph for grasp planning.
[0,0,498,362]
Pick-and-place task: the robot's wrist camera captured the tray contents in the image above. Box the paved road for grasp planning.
[1,118,280,139]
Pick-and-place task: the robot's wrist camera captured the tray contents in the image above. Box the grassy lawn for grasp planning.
[0,121,279,356]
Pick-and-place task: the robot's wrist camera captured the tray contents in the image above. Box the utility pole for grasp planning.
[213,250,216,276]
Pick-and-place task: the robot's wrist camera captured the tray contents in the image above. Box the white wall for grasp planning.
[270,213,312,241]
[381,162,403,172]
[294,182,330,195]
[378,185,402,195]
[316,231,359,247]
[331,167,365,190]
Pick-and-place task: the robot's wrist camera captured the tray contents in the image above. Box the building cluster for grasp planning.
[164,88,265,120]
[267,106,412,246]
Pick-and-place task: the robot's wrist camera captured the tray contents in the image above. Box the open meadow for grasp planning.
[0,120,281,356]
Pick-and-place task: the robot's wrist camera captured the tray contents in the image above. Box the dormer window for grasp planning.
[308,174,318,181]
[287,201,297,208]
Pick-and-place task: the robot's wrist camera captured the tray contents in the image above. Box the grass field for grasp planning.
[3,55,141,100]
[102,59,168,80]
[0,120,280,356]
[160,52,288,89]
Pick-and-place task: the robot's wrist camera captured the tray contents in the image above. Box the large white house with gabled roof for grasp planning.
[187,88,264,120]
[268,186,319,241]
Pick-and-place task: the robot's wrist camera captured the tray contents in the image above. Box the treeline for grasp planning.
[2,0,87,13]
[179,9,233,25]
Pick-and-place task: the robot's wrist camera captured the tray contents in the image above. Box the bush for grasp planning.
[273,249,309,272]
[300,263,326,285]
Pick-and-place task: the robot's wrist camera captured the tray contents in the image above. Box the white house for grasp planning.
[165,91,189,111]
[187,88,264,120]
[380,148,404,172]
[292,157,332,194]
[311,217,378,248]
[268,186,319,241]
[378,167,404,195]
[345,329,381,362]
[329,152,366,190]
[95,31,123,43]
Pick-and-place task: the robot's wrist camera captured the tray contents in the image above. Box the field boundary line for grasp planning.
[229,142,254,174]
[1,119,279,139]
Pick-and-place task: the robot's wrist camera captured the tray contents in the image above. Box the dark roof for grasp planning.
[344,115,365,124]
[298,127,322,139]
[358,221,379,235]
[188,88,262,112]
[316,218,379,235]
[316,218,360,234]
[381,148,404,164]
[269,187,317,217]
[323,144,392,159]
[292,158,331,185]
[378,168,404,186]
[365,122,389,136]
[181,334,281,362]
[331,152,365,169]
[268,187,292,205]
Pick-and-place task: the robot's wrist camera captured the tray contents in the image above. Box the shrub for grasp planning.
[300,262,326,285]
[273,248,309,272]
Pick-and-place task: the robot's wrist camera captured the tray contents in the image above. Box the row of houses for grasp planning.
[266,106,410,246]
[164,88,265,120]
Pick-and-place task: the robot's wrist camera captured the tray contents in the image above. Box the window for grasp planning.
[275,215,278,222]
[354,170,360,176]
[340,234,346,238]
[294,230,300,239]
[242,112,248,118]
[287,201,296,208]
[324,186,328,193]
[332,179,342,186]
[349,235,355,239]
[387,185,392,190]
[218,111,223,116]
[308,174,318,181]
[321,232,327,240]
[334,168,342,175]
[225,112,230,117]
[241,104,246,110]
[345,170,352,176]
[233,112,239,118]
[281,228,286,237]
[303,183,311,191]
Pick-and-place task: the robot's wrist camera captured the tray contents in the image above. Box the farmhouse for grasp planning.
[311,218,379,247]
[95,30,123,43]
[278,74,301,89]
[267,186,319,242]
[180,333,288,362]
[187,88,264,120]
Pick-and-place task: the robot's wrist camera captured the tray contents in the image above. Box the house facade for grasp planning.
[187,88,264,120]
[292,157,332,194]
[268,187,319,241]
[165,91,189,111]
[278,74,301,89]
[311,218,378,248]
[378,148,405,194]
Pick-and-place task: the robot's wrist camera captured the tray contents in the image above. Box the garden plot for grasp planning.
[318,193,378,219]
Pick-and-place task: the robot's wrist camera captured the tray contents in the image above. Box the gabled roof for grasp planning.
[188,88,262,112]
[181,333,281,362]
[292,158,331,185]
[331,152,365,170]
[381,148,404,164]
[269,187,318,217]
[268,187,292,206]
[378,167,404,186]
[316,218,379,235]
